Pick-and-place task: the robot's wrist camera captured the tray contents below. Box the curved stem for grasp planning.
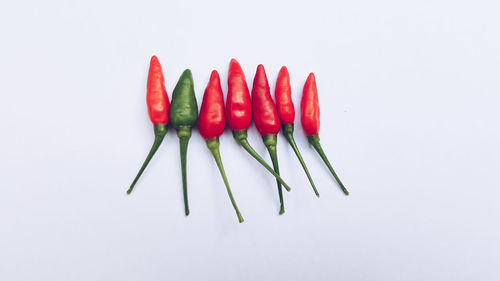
[263,134,284,215]
[206,138,244,223]
[178,126,192,215]
[232,130,291,192]
[283,124,319,197]
[127,123,167,195]
[308,134,349,195]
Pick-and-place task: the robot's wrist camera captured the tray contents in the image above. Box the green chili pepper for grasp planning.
[169,69,199,216]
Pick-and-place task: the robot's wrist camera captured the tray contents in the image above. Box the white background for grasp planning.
[1,0,499,280]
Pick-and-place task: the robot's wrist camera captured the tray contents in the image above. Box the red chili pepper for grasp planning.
[252,64,285,214]
[252,65,281,135]
[226,59,252,130]
[127,56,170,194]
[301,73,320,136]
[146,56,170,124]
[275,67,295,125]
[301,73,349,195]
[275,67,319,197]
[199,70,244,223]
[199,70,226,139]
[226,59,292,193]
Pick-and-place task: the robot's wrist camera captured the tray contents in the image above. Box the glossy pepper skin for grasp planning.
[275,67,319,197]
[301,73,320,136]
[127,56,169,195]
[301,73,349,195]
[252,64,285,214]
[226,59,292,193]
[226,59,252,130]
[275,67,295,124]
[199,70,244,223]
[170,69,199,215]
[199,71,226,139]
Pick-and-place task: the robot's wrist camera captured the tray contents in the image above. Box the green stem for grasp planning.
[308,134,349,195]
[232,130,291,192]
[263,134,284,215]
[127,123,167,195]
[283,124,319,197]
[178,126,192,215]
[206,138,244,223]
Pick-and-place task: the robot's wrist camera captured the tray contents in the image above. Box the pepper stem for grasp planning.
[308,134,349,195]
[232,130,291,192]
[206,138,244,223]
[283,124,320,197]
[263,134,284,215]
[127,123,168,195]
[177,126,192,215]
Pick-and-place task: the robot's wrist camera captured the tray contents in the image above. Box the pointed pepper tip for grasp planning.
[210,69,220,81]
[150,55,160,65]
[229,58,244,77]
[307,72,316,81]
[254,64,269,88]
[255,64,267,77]
[180,69,193,81]
[229,58,240,68]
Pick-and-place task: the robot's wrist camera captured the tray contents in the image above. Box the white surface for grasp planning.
[1,0,499,280]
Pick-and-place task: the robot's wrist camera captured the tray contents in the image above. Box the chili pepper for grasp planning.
[199,70,244,223]
[226,59,292,193]
[127,56,169,195]
[301,73,349,195]
[275,66,319,197]
[170,69,199,215]
[252,64,285,214]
